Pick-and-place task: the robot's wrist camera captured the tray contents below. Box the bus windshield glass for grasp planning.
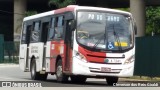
[77,11,133,51]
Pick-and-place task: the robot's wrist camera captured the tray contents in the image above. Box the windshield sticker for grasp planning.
[87,42,94,47]
[114,42,128,47]
[108,42,114,49]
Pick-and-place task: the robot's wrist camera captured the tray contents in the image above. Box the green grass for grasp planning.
[124,76,160,81]
[0,58,19,64]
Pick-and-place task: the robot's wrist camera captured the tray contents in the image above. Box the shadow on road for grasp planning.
[23,78,110,87]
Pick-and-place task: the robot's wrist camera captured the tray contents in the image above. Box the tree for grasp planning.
[117,8,130,12]
[24,11,37,16]
[49,0,76,8]
[146,6,160,36]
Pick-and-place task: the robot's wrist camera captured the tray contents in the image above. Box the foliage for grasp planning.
[24,11,37,16]
[118,7,160,36]
[49,0,76,8]
[146,6,160,36]
[117,8,130,12]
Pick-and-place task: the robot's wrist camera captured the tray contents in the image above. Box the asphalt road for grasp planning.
[0,64,160,90]
[0,64,114,86]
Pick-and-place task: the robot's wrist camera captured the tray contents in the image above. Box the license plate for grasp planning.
[108,59,121,63]
[101,67,111,72]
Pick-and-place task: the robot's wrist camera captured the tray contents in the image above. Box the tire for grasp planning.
[71,75,86,83]
[56,59,68,82]
[106,77,118,85]
[30,60,40,80]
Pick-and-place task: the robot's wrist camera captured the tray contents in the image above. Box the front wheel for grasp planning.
[56,59,68,82]
[106,77,118,85]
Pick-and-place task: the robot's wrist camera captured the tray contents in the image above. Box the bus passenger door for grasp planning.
[19,24,32,71]
[41,22,49,72]
[64,20,74,72]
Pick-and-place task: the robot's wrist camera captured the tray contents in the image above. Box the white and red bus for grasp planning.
[19,5,137,85]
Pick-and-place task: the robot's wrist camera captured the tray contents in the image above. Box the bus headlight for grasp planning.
[74,50,88,63]
[124,55,134,65]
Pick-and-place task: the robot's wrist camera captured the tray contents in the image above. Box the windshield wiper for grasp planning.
[112,24,122,52]
[91,34,105,50]
[91,23,107,50]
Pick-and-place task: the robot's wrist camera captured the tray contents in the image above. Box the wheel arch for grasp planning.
[56,55,62,66]
[30,55,36,71]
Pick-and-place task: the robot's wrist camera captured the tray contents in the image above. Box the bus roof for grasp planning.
[23,5,131,21]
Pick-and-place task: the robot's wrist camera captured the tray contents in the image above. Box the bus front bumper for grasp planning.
[72,57,134,77]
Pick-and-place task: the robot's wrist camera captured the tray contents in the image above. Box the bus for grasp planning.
[19,5,137,85]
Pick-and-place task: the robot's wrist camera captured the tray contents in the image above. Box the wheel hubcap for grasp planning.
[31,64,35,77]
[56,66,62,77]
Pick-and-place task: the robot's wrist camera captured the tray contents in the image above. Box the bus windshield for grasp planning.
[77,11,134,51]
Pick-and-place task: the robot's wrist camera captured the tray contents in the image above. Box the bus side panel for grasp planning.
[29,43,44,72]
[50,41,64,72]
[19,44,27,71]
[45,41,51,72]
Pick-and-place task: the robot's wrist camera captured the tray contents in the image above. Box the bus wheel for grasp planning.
[71,76,86,83]
[56,59,68,82]
[30,60,40,80]
[106,77,118,85]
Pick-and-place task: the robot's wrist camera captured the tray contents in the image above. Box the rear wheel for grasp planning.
[30,60,48,80]
[71,75,86,83]
[56,59,68,82]
[106,77,118,85]
[30,60,40,80]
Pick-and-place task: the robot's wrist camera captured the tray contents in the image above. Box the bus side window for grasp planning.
[48,18,55,40]
[21,24,32,45]
[31,21,41,42]
[54,16,64,39]
[41,21,49,43]
[26,25,32,45]
[21,24,27,44]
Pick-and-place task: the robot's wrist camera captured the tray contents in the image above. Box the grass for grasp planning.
[123,76,160,81]
[0,58,19,64]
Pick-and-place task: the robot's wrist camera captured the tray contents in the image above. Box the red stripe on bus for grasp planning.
[78,46,106,63]
[54,6,75,14]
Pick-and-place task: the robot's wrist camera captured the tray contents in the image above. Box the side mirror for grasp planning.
[133,19,137,35]
[69,20,75,31]
[65,12,74,20]
[134,24,137,35]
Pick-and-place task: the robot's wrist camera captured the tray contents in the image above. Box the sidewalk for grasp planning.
[0,63,19,67]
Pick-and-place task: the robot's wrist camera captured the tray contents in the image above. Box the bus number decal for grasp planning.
[107,16,120,22]
[88,14,103,20]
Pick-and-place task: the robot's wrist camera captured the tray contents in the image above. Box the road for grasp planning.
[0,64,115,86]
[0,64,159,90]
